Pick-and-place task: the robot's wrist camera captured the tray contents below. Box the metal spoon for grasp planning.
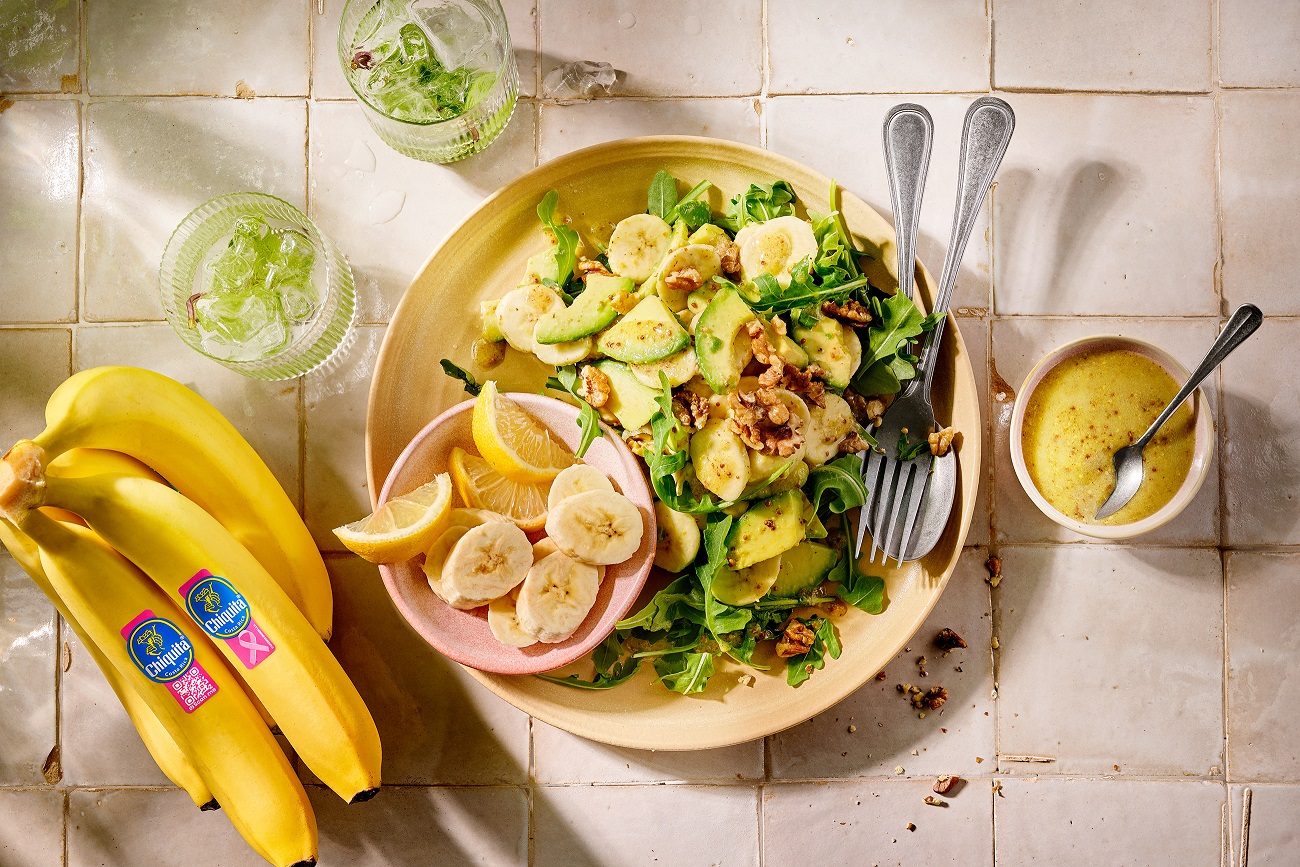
[1095,303,1263,520]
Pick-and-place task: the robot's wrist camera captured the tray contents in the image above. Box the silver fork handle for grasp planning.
[882,104,933,301]
[911,97,1016,398]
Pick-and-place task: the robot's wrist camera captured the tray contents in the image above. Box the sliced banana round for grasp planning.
[805,393,858,466]
[533,333,592,366]
[497,284,565,352]
[515,551,602,643]
[423,525,470,606]
[535,535,605,582]
[545,488,645,566]
[446,507,513,530]
[711,554,782,606]
[607,213,673,283]
[653,501,701,573]
[655,244,722,311]
[630,347,699,389]
[547,464,614,511]
[774,389,812,464]
[845,325,862,376]
[688,418,750,502]
[487,588,537,648]
[739,215,818,288]
[436,521,533,609]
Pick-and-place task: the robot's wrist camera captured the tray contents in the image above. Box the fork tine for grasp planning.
[868,457,900,565]
[885,464,923,565]
[895,465,929,564]
[877,461,912,565]
[857,452,884,559]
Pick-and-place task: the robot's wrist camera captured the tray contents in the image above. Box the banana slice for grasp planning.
[739,215,818,288]
[446,508,513,530]
[630,347,699,389]
[423,525,469,605]
[655,244,722,311]
[653,501,701,572]
[607,214,673,283]
[682,377,730,420]
[688,418,750,502]
[497,284,565,352]
[487,588,537,648]
[434,522,532,609]
[711,554,782,606]
[533,333,592,366]
[515,551,602,643]
[545,489,645,566]
[547,464,614,511]
[534,536,605,581]
[845,325,862,376]
[805,393,858,466]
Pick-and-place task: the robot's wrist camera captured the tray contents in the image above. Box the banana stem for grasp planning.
[0,440,47,522]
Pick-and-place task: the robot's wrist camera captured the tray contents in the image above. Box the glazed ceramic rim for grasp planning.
[1008,334,1216,540]
[374,394,656,675]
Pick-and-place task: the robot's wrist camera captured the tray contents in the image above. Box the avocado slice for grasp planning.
[591,360,661,430]
[480,299,505,343]
[711,555,781,606]
[524,251,561,284]
[686,284,718,319]
[765,320,810,368]
[596,295,690,364]
[793,314,854,388]
[688,223,729,246]
[768,542,839,597]
[535,275,633,345]
[694,286,757,393]
[726,489,808,570]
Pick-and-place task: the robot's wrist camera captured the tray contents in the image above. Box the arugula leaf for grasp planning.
[785,616,842,687]
[742,263,871,315]
[653,651,715,694]
[439,359,482,397]
[673,199,712,231]
[536,190,580,285]
[544,366,601,458]
[617,575,703,632]
[897,431,930,462]
[719,180,797,232]
[853,357,904,396]
[856,292,928,377]
[647,170,678,221]
[806,453,868,516]
[828,512,885,615]
[534,657,640,690]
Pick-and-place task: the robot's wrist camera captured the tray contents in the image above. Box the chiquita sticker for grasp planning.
[120,611,218,713]
[179,570,276,669]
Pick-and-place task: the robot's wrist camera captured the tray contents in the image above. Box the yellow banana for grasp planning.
[4,452,382,803]
[24,365,332,639]
[11,509,317,867]
[0,515,216,811]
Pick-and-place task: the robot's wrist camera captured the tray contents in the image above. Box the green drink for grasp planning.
[340,0,518,163]
[160,194,356,380]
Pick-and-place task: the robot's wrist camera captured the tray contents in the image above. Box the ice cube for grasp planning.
[277,279,320,323]
[544,60,617,100]
[410,0,495,72]
[204,234,259,294]
[232,215,270,241]
[270,229,316,275]
[194,290,291,362]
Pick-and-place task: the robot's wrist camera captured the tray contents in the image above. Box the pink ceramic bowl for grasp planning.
[376,393,656,675]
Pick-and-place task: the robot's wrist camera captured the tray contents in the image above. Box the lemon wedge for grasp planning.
[333,473,453,563]
[472,381,574,484]
[448,447,549,532]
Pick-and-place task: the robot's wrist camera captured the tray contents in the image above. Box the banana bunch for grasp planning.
[0,366,381,867]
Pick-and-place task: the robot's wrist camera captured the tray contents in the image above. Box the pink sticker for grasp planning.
[178,569,275,669]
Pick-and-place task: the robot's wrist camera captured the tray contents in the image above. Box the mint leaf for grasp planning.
[439,359,481,396]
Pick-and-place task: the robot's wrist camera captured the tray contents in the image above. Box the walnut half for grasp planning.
[775,619,816,658]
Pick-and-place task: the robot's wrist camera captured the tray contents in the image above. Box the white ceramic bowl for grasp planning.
[1008,335,1215,540]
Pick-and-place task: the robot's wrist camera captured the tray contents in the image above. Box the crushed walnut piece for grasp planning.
[663,267,704,294]
[747,320,826,405]
[577,257,612,277]
[718,240,741,277]
[671,389,711,431]
[838,431,872,454]
[920,686,948,710]
[984,556,1002,587]
[923,796,946,807]
[928,426,956,457]
[844,389,889,427]
[932,775,960,795]
[821,297,872,325]
[576,365,611,408]
[728,387,803,457]
[935,628,968,652]
[775,619,816,658]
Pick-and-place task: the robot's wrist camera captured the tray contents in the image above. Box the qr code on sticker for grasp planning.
[171,665,217,712]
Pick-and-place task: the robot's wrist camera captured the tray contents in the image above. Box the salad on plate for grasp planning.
[443,170,954,693]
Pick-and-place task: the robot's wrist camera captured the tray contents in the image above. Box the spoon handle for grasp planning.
[882,104,933,301]
[913,96,1015,397]
[1135,303,1264,449]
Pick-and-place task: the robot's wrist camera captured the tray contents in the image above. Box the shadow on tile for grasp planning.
[1222,389,1300,545]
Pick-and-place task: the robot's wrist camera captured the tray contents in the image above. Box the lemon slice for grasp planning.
[333,473,453,564]
[472,381,574,484]
[448,447,549,532]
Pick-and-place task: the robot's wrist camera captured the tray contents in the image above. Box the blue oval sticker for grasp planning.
[183,575,252,640]
[127,618,194,684]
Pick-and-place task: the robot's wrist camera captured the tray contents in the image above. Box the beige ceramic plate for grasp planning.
[366,136,981,751]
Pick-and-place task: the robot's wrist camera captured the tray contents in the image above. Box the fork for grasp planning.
[857,97,1016,564]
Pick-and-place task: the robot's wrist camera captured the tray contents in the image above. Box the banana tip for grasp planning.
[0,440,47,522]
[290,860,317,867]
[198,798,221,812]
[349,787,380,804]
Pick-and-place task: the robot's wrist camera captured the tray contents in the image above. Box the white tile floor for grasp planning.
[1,0,1294,865]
